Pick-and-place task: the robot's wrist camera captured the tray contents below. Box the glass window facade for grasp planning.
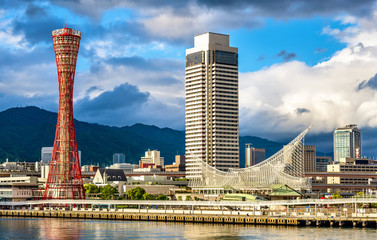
[214,50,238,66]
[186,51,204,67]
[333,126,362,162]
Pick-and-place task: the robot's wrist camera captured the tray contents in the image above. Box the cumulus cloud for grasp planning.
[75,83,184,128]
[239,8,377,143]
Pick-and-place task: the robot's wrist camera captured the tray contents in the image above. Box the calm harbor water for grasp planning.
[1,217,376,240]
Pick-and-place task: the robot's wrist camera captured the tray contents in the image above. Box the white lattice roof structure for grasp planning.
[188,127,312,191]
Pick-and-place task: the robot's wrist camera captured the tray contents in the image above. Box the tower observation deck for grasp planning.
[43,27,85,199]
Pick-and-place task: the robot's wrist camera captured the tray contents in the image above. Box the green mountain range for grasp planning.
[0,106,283,166]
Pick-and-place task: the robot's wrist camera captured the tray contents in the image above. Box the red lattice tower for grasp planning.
[44,27,85,199]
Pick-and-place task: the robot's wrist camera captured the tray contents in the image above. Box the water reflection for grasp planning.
[1,217,377,240]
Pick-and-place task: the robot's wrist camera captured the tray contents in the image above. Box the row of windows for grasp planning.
[213,79,238,84]
[214,152,239,155]
[214,86,238,91]
[186,75,205,81]
[213,74,238,79]
[214,94,238,98]
[214,90,238,95]
[214,83,238,88]
[213,66,238,71]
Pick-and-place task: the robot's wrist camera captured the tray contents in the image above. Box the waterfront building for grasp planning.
[185,32,239,175]
[315,156,333,172]
[113,153,126,164]
[333,124,362,163]
[307,157,377,196]
[140,149,164,167]
[0,176,39,202]
[303,145,316,173]
[245,144,265,167]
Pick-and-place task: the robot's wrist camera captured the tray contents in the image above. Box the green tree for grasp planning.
[84,183,100,194]
[99,184,118,200]
[177,196,182,201]
[331,191,342,199]
[157,194,168,200]
[356,192,364,198]
[126,187,146,200]
[143,193,156,200]
[185,195,192,201]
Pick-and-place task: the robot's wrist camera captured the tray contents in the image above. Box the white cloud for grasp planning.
[239,9,377,139]
[0,19,26,50]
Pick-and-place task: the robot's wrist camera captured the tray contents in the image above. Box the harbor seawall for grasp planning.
[1,210,377,228]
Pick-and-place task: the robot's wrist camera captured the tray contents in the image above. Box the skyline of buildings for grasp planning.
[185,33,239,174]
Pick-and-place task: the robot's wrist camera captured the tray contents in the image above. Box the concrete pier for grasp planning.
[1,209,377,228]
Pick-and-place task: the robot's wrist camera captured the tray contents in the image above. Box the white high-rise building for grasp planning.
[185,32,239,175]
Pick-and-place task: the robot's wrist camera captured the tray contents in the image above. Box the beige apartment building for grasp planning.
[185,32,239,176]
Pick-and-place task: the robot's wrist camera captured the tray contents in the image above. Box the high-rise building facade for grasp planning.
[333,124,362,163]
[315,156,332,172]
[185,33,239,175]
[44,27,85,199]
[245,144,265,167]
[303,145,316,173]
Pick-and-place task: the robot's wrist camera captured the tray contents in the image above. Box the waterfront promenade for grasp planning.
[2,198,377,228]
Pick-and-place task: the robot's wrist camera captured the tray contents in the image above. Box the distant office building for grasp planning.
[315,156,333,172]
[165,155,186,172]
[41,147,81,165]
[175,155,186,166]
[303,145,316,173]
[140,149,164,166]
[185,32,239,174]
[334,124,362,163]
[113,153,126,164]
[245,144,265,167]
[41,147,53,165]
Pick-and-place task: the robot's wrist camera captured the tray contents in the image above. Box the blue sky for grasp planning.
[1,0,377,156]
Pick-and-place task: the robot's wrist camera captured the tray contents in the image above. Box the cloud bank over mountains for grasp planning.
[1,0,377,154]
